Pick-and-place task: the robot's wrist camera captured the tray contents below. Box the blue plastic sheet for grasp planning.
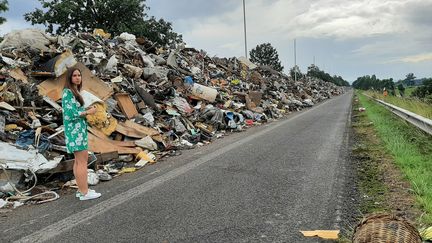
[16,130,51,153]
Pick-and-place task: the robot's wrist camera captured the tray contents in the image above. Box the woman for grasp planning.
[62,68,101,201]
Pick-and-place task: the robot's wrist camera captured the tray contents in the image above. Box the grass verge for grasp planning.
[364,90,432,119]
[355,91,432,225]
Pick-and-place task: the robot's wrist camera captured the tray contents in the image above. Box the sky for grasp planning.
[1,0,432,82]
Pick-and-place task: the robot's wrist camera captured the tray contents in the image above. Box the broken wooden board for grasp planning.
[52,50,77,77]
[245,94,256,110]
[93,151,119,168]
[9,68,28,83]
[96,151,119,163]
[248,91,262,106]
[88,127,136,147]
[125,119,165,143]
[47,151,119,173]
[43,96,62,111]
[0,101,16,111]
[116,120,160,139]
[88,133,141,154]
[238,56,258,69]
[150,134,164,143]
[31,71,55,77]
[114,93,138,119]
[300,230,339,240]
[38,62,113,101]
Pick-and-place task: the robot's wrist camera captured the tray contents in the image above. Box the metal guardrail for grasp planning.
[363,94,432,135]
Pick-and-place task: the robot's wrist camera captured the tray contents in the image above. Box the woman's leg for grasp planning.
[73,150,89,195]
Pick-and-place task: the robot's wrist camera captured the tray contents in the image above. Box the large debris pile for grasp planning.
[0,29,343,207]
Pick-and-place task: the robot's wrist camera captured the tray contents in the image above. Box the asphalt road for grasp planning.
[1,91,353,243]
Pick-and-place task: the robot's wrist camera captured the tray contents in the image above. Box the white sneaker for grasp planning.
[79,190,101,201]
[75,189,96,198]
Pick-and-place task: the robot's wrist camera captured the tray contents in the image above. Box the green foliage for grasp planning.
[405,73,416,86]
[404,87,417,96]
[0,0,8,25]
[24,0,182,46]
[306,64,349,86]
[365,90,432,119]
[357,92,432,224]
[132,16,182,47]
[289,65,304,80]
[352,75,395,94]
[411,78,432,103]
[397,83,406,97]
[249,43,283,72]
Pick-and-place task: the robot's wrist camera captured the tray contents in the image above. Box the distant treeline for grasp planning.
[352,73,432,103]
[304,64,350,86]
[352,75,395,91]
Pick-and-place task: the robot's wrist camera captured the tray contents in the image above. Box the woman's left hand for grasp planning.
[86,106,97,115]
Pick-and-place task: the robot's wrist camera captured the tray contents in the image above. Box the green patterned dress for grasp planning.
[62,88,88,153]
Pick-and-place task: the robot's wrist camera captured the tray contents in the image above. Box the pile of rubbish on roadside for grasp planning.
[0,29,344,209]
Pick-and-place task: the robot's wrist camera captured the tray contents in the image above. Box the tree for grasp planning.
[306,64,349,86]
[24,0,182,46]
[133,16,182,47]
[397,83,405,97]
[289,65,303,80]
[411,78,432,101]
[352,75,395,93]
[249,43,283,72]
[0,0,8,25]
[404,73,416,86]
[306,64,320,78]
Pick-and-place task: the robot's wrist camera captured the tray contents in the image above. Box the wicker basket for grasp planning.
[352,213,421,243]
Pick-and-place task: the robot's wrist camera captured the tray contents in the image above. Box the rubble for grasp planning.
[0,29,344,207]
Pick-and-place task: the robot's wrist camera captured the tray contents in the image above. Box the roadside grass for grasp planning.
[364,90,432,119]
[351,97,390,214]
[338,95,393,243]
[405,87,417,96]
[396,87,417,97]
[357,91,432,225]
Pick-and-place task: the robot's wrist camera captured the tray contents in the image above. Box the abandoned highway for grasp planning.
[2,91,353,242]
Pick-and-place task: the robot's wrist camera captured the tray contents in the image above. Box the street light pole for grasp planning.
[243,0,248,59]
[294,38,297,82]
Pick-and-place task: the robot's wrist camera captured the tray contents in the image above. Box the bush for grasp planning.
[411,78,432,103]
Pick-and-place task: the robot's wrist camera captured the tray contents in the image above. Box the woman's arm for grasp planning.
[62,89,86,122]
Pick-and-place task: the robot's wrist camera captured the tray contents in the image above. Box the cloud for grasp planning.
[165,0,432,81]
[148,0,239,20]
[0,19,43,36]
[399,52,432,63]
[402,0,432,27]
[178,0,425,44]
[174,0,432,57]
[288,0,409,39]
[0,0,43,36]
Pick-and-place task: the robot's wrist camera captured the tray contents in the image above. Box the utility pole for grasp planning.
[294,38,297,82]
[243,0,248,59]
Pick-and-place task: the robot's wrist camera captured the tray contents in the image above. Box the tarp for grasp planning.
[0,142,63,173]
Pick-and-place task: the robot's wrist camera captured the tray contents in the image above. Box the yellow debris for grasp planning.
[0,83,6,92]
[86,102,117,136]
[93,29,111,39]
[119,167,137,174]
[231,79,241,85]
[136,151,155,164]
[4,124,18,132]
[300,230,340,240]
[421,226,432,240]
